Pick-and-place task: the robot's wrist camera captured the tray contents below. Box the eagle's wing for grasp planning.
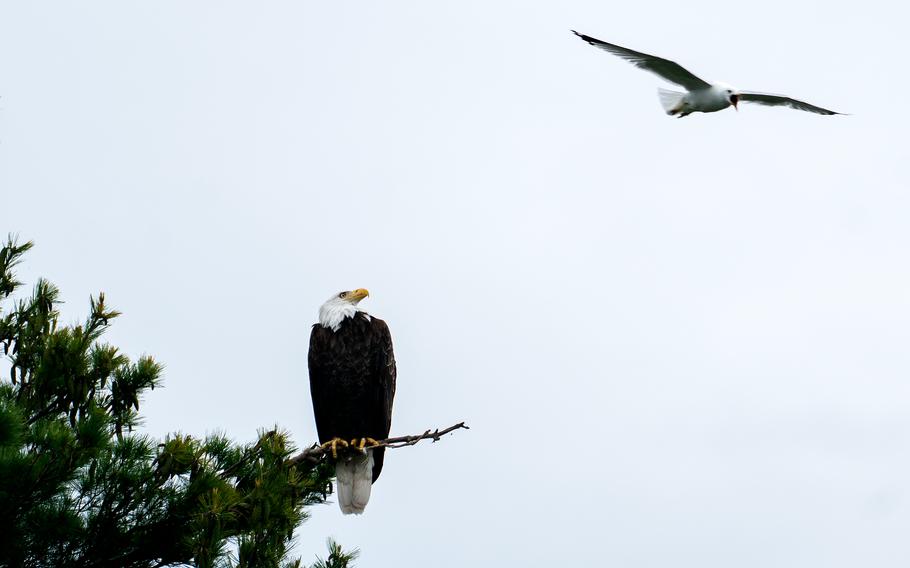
[307,325,337,444]
[572,31,711,91]
[738,91,842,115]
[368,317,396,482]
[375,318,396,437]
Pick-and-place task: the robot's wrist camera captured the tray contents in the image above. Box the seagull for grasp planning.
[572,31,843,118]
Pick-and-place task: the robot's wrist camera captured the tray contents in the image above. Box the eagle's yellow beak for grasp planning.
[348,288,370,302]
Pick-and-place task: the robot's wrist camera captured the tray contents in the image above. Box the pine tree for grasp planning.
[0,236,357,568]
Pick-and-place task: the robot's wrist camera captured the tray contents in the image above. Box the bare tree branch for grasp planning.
[288,422,469,468]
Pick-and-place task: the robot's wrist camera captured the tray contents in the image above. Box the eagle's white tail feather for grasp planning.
[350,450,373,514]
[658,88,685,115]
[335,451,374,515]
[335,458,355,514]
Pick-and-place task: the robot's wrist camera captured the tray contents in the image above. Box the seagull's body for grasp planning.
[659,84,734,116]
[572,31,842,117]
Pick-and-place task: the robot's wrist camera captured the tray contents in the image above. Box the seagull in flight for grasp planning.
[572,31,843,118]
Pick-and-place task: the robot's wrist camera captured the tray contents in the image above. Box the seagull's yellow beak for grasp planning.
[348,288,370,302]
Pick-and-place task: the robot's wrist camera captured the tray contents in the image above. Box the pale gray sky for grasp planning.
[2,1,909,566]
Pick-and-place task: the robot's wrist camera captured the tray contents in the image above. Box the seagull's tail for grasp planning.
[657,88,685,115]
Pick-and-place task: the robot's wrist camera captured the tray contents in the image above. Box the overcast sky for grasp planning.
[2,1,909,566]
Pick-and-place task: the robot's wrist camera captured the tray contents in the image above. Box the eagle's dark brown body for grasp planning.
[308,312,396,482]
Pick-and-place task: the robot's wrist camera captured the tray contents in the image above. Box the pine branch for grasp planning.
[287,422,469,468]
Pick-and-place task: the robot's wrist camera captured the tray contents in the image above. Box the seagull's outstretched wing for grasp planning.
[738,92,842,115]
[572,31,711,91]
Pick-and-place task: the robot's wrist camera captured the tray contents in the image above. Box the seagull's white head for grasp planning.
[715,82,741,111]
[319,288,370,331]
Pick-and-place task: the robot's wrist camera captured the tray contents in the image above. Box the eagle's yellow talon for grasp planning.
[346,437,382,451]
[320,437,349,459]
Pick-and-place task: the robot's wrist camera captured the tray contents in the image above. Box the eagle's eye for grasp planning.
[339,292,347,298]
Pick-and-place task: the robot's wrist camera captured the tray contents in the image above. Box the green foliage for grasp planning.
[0,236,357,568]
[308,540,361,568]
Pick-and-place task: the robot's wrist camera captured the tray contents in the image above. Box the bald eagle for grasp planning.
[308,288,397,515]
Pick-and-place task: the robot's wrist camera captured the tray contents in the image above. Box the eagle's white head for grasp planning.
[318,288,370,331]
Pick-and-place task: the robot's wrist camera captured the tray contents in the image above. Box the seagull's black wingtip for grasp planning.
[571,30,596,45]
